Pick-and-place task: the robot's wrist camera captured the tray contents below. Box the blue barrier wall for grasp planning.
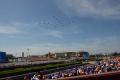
[0,51,7,63]
[82,52,90,59]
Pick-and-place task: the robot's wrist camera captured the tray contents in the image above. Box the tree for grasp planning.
[6,54,15,59]
[111,52,119,57]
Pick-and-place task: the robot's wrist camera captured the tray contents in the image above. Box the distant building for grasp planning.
[27,55,50,62]
[49,51,90,60]
[65,52,77,58]
[46,52,56,58]
[77,52,90,60]
[10,51,90,62]
[54,53,66,59]
[22,52,24,58]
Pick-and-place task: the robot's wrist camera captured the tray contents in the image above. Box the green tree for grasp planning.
[6,54,15,59]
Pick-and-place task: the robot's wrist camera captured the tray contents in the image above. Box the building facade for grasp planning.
[49,51,90,60]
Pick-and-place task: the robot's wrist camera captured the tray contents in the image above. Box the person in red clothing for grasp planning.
[24,74,29,80]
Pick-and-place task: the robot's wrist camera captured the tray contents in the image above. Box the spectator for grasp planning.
[24,74,29,80]
[30,56,120,79]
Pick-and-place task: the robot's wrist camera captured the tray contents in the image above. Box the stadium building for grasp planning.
[48,51,90,60]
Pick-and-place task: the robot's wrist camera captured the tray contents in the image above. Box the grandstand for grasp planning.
[1,56,120,80]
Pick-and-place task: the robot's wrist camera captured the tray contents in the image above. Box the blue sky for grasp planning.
[0,0,120,56]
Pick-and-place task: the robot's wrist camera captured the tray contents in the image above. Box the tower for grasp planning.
[22,52,24,58]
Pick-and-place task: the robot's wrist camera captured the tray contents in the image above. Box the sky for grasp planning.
[0,0,120,56]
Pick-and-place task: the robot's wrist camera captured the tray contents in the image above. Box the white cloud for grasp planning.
[30,37,120,54]
[4,36,120,56]
[55,0,120,19]
[48,31,64,38]
[77,36,120,53]
[0,26,22,34]
[12,22,38,27]
[24,43,81,55]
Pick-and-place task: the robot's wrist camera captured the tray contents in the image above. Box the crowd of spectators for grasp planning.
[24,57,120,80]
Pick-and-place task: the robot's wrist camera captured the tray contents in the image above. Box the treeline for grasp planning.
[89,52,120,61]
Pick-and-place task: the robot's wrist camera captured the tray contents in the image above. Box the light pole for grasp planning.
[27,48,30,62]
